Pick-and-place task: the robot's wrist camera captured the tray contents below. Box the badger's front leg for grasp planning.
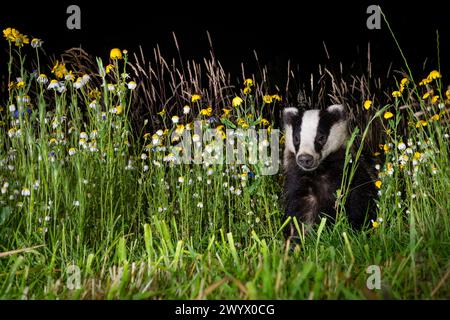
[283,177,319,240]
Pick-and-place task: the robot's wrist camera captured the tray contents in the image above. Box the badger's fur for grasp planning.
[283,104,376,239]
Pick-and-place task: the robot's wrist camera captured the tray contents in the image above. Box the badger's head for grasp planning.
[283,104,348,171]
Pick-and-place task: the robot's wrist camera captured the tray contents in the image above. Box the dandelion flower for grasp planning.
[384,111,394,119]
[244,78,253,87]
[110,48,123,60]
[191,94,202,102]
[375,180,382,189]
[263,95,273,103]
[428,70,441,80]
[243,87,251,95]
[232,96,243,107]
[200,107,212,117]
[392,91,402,98]
[363,100,372,110]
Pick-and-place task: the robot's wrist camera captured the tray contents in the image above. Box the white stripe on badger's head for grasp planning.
[298,110,320,159]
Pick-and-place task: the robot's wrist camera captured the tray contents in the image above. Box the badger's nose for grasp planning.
[297,154,314,168]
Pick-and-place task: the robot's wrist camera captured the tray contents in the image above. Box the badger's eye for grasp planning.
[317,134,327,145]
[293,134,300,146]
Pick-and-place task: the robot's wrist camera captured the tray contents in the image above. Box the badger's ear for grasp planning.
[283,107,299,126]
[326,104,346,119]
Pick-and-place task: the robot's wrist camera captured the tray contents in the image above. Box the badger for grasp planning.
[283,104,377,239]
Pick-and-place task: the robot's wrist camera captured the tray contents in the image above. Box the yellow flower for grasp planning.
[382,144,390,153]
[416,120,427,128]
[200,107,212,117]
[428,70,441,80]
[31,38,43,48]
[375,180,382,189]
[105,64,114,74]
[16,81,25,88]
[384,111,394,119]
[373,152,381,157]
[271,94,282,101]
[3,28,18,41]
[263,95,273,103]
[222,108,232,116]
[232,96,243,107]
[143,133,151,139]
[175,124,185,135]
[372,220,379,229]
[446,89,450,100]
[191,94,202,102]
[431,114,440,121]
[431,95,439,104]
[110,48,123,60]
[157,109,166,116]
[413,152,422,160]
[116,105,123,115]
[51,61,68,79]
[243,87,252,95]
[422,91,432,100]
[244,79,253,87]
[261,118,270,126]
[392,91,402,98]
[400,77,409,87]
[363,100,372,110]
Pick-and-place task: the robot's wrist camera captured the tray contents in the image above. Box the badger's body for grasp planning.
[283,104,376,239]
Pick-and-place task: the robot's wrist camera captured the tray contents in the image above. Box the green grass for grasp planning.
[0,26,449,300]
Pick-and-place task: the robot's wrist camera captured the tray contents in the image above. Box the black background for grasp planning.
[1,0,449,80]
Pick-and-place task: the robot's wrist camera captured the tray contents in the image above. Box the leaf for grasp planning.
[0,207,13,226]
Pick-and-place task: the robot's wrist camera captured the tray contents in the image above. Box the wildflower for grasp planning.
[200,107,212,117]
[16,81,25,88]
[107,83,115,91]
[191,94,202,102]
[73,200,80,207]
[110,48,123,60]
[263,95,273,103]
[127,81,137,90]
[416,120,428,128]
[21,188,31,196]
[171,115,179,124]
[400,77,409,87]
[9,104,16,112]
[178,176,185,183]
[47,79,59,90]
[397,142,406,151]
[363,100,372,110]
[31,38,43,48]
[243,87,251,95]
[8,128,17,138]
[197,202,204,208]
[392,91,402,98]
[89,100,97,109]
[175,124,185,135]
[422,91,432,100]
[192,134,200,143]
[272,94,282,101]
[232,96,243,107]
[374,180,382,189]
[181,105,191,115]
[428,70,441,80]
[261,118,270,126]
[51,61,68,79]
[384,111,394,119]
[431,95,439,104]
[244,79,253,87]
[222,108,232,116]
[68,148,77,156]
[37,74,48,84]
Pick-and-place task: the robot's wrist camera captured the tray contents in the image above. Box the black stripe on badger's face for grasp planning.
[283,105,348,171]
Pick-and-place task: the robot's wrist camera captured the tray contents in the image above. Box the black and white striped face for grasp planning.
[283,105,348,171]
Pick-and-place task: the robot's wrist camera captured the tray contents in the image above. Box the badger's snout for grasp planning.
[296,154,318,171]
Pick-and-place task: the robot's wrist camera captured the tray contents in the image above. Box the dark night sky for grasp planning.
[1,0,449,80]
